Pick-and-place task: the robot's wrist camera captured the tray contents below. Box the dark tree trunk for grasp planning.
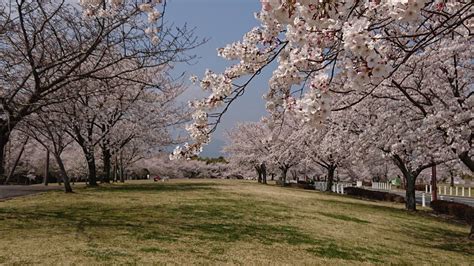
[43,150,49,186]
[85,152,98,186]
[280,166,289,186]
[54,154,73,193]
[325,166,336,192]
[0,133,8,178]
[119,152,125,183]
[113,155,118,182]
[261,163,267,184]
[405,172,417,211]
[256,166,262,183]
[450,174,454,187]
[458,151,474,172]
[392,155,418,211]
[4,137,28,184]
[102,147,111,183]
[0,125,15,178]
[431,165,437,201]
[271,173,274,181]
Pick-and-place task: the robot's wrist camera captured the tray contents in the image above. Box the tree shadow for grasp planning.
[95,182,219,193]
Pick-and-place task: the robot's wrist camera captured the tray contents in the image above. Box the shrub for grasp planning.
[344,187,405,203]
[287,182,315,190]
[431,200,474,225]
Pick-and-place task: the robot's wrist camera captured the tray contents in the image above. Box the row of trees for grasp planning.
[167,0,474,212]
[224,35,472,211]
[0,1,202,191]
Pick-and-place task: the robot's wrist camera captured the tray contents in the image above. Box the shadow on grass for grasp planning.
[179,223,322,245]
[1,181,472,263]
[316,211,370,224]
[96,182,219,193]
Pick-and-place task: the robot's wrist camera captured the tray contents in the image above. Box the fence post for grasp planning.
[462,187,465,197]
[422,193,426,207]
[425,185,428,193]
[469,187,472,198]
[455,187,458,196]
[443,186,447,195]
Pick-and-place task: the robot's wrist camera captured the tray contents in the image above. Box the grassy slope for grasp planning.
[0,179,472,265]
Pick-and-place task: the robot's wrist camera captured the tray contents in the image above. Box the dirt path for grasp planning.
[0,185,62,201]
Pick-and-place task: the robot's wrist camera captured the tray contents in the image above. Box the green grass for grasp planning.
[0,179,472,264]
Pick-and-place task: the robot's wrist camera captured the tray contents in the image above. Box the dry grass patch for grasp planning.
[0,179,472,264]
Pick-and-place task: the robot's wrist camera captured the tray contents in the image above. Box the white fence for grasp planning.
[438,186,472,198]
[314,182,352,194]
[372,182,392,191]
[314,182,328,191]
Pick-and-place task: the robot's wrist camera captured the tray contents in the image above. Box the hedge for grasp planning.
[344,187,405,203]
[431,200,474,225]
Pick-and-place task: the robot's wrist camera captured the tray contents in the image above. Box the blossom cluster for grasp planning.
[120,0,469,160]
[79,0,162,44]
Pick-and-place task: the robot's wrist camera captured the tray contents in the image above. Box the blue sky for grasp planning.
[165,0,272,157]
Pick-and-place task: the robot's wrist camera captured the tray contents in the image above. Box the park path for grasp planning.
[368,187,474,207]
[0,185,61,201]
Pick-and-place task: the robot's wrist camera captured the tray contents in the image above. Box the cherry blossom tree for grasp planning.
[383,37,473,172]
[20,111,75,192]
[347,93,457,210]
[100,77,189,182]
[0,0,201,177]
[224,117,302,185]
[294,118,352,191]
[173,0,473,158]
[224,122,272,181]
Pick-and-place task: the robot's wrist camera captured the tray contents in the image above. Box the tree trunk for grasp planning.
[85,152,98,186]
[256,166,262,183]
[0,133,8,178]
[458,151,474,172]
[431,165,437,201]
[325,166,336,192]
[53,154,73,193]
[261,163,267,184]
[450,174,454,187]
[113,155,118,182]
[280,167,288,186]
[43,150,49,186]
[4,137,28,184]
[102,147,111,183]
[392,155,418,211]
[405,172,417,211]
[119,151,125,183]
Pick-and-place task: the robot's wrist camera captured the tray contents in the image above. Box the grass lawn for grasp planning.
[0,179,472,264]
